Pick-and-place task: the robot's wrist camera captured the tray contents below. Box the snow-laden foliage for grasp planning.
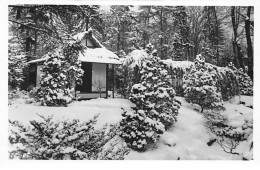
[62,41,85,90]
[120,46,180,151]
[204,111,253,157]
[217,63,240,101]
[183,54,224,112]
[123,49,149,68]
[35,51,73,106]
[162,59,252,99]
[34,41,84,106]
[237,69,253,96]
[8,55,27,90]
[8,35,28,90]
[161,60,193,96]
[116,44,158,98]
[9,114,130,160]
[226,63,253,96]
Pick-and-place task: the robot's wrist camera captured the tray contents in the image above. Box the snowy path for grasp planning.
[125,97,240,160]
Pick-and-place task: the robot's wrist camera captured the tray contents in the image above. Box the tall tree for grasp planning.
[245,6,253,80]
[231,6,245,70]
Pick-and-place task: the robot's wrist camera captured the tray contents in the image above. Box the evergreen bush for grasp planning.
[9,114,130,160]
[120,45,180,150]
[183,54,224,112]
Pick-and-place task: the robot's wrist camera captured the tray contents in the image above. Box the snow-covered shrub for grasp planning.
[117,47,153,98]
[224,63,253,96]
[120,46,180,151]
[183,54,224,112]
[8,54,27,90]
[35,51,73,106]
[204,112,253,156]
[62,41,84,90]
[9,114,130,160]
[8,35,28,90]
[161,60,192,96]
[236,68,253,96]
[217,63,240,101]
[35,41,84,106]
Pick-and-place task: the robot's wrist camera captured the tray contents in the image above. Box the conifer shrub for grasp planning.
[35,50,73,106]
[35,41,84,106]
[219,62,253,97]
[183,54,224,112]
[119,45,180,151]
[217,63,240,101]
[8,54,27,90]
[9,114,130,160]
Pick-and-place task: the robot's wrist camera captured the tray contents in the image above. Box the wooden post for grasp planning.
[112,64,115,98]
[106,64,108,98]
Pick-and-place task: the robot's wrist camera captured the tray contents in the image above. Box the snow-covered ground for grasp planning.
[8,94,253,160]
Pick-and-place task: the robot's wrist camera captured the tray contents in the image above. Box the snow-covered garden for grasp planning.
[8,91,253,160]
[8,48,253,160]
[7,4,254,161]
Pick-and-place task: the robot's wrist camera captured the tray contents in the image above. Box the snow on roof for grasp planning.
[124,49,149,68]
[161,59,193,69]
[28,57,47,64]
[72,30,105,48]
[28,30,121,65]
[28,48,121,65]
[79,48,121,64]
[73,31,88,41]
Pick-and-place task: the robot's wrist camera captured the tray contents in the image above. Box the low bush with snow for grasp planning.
[204,111,253,158]
[8,54,27,90]
[9,114,130,160]
[120,45,180,151]
[183,54,224,112]
[227,63,253,96]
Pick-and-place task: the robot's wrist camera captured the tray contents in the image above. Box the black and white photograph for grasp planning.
[2,0,258,164]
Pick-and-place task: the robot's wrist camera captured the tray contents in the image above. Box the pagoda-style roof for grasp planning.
[28,30,121,65]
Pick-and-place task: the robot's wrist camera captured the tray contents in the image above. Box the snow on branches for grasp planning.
[120,45,180,151]
[183,54,224,112]
[9,114,130,160]
[34,41,84,106]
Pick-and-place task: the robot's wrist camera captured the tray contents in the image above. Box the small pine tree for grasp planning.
[183,54,224,112]
[120,44,180,150]
[35,41,84,106]
[36,50,73,106]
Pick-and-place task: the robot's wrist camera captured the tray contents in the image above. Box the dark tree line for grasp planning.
[8,5,254,80]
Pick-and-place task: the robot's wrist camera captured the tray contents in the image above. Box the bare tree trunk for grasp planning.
[213,7,219,66]
[160,8,163,59]
[245,6,253,80]
[231,6,244,70]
